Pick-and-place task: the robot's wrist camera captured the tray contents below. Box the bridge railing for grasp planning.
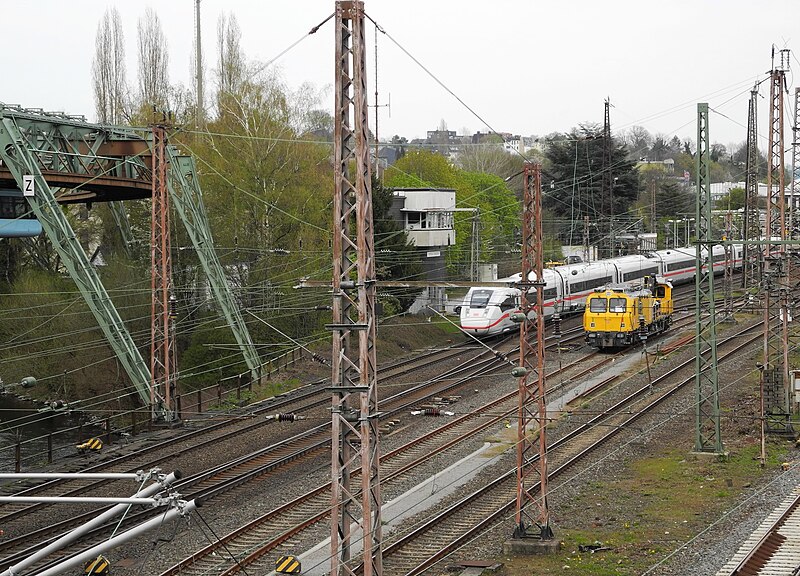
[0,346,312,472]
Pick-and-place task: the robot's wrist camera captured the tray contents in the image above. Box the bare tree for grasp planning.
[92,8,128,124]
[624,125,653,159]
[137,8,169,110]
[216,13,244,97]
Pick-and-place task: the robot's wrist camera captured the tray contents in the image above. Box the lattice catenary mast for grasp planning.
[512,163,553,540]
[150,123,176,420]
[694,103,723,454]
[762,52,792,434]
[329,2,383,575]
[742,83,761,292]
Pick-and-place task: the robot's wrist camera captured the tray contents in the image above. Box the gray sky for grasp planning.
[4,1,799,149]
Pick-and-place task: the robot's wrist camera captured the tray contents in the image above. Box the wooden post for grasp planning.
[197,389,203,414]
[15,442,21,473]
[104,418,111,445]
[47,433,53,463]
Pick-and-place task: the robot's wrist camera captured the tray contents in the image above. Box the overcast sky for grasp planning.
[4,1,799,149]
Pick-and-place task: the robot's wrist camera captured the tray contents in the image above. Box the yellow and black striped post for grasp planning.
[76,438,103,453]
[275,555,301,574]
[85,555,109,575]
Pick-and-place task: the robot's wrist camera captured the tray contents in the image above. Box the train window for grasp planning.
[589,298,607,313]
[469,290,493,309]
[542,288,557,300]
[667,259,695,271]
[499,296,516,311]
[622,267,659,281]
[655,286,666,298]
[608,298,627,313]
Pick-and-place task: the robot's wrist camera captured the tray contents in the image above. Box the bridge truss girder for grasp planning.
[0,115,152,405]
[0,106,260,408]
[168,152,261,381]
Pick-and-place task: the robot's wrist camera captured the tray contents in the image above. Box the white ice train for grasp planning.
[458,245,743,337]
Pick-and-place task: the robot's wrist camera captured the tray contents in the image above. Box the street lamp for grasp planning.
[667,219,678,249]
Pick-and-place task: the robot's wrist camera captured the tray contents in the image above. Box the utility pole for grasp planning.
[793,87,800,239]
[694,103,723,454]
[194,0,203,128]
[470,209,480,281]
[330,3,383,576]
[722,211,734,322]
[510,162,554,545]
[371,25,390,180]
[743,83,761,292]
[762,51,792,435]
[602,98,613,259]
[582,215,590,262]
[150,122,177,421]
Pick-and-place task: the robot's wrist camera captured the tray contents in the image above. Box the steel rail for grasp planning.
[723,490,800,575]
[0,344,472,524]
[1,341,525,573]
[156,348,612,576]
[370,321,762,575]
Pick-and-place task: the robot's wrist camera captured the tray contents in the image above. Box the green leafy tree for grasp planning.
[716,186,745,210]
[543,125,639,244]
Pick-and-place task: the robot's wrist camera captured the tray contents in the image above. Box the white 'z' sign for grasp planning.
[22,175,35,197]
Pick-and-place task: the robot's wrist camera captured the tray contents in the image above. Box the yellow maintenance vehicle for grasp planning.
[584,275,673,349]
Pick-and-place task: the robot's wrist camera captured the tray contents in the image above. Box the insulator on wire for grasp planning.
[411,408,454,416]
[552,313,562,337]
[169,295,178,319]
[266,413,305,422]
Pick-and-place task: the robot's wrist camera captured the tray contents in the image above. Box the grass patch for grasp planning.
[496,440,791,575]
[207,377,304,411]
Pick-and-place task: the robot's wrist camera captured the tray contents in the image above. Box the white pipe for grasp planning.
[0,472,147,480]
[32,498,200,576]
[0,471,181,576]
[0,497,161,505]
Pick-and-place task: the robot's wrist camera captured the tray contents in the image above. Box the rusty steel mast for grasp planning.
[150,123,176,421]
[329,2,383,576]
[513,163,553,540]
[762,50,792,434]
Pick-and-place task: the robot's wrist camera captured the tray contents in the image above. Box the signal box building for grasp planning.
[389,188,456,312]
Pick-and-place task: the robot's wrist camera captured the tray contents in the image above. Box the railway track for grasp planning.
[155,346,615,576]
[716,487,800,575]
[0,335,547,573]
[0,343,478,520]
[358,319,763,575]
[151,312,713,576]
[3,280,745,573]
